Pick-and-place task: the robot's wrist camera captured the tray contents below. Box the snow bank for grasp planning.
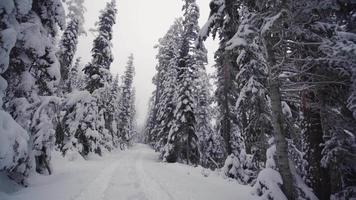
[252,138,287,200]
[252,168,287,200]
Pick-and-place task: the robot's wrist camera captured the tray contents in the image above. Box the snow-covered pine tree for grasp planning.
[3,0,65,177]
[230,7,272,182]
[144,96,158,145]
[55,1,86,148]
[199,0,260,183]
[128,88,137,142]
[68,57,85,91]
[58,19,80,92]
[162,0,201,165]
[200,0,297,196]
[285,1,356,198]
[55,57,87,152]
[0,0,32,185]
[81,0,117,154]
[199,0,241,159]
[251,1,356,198]
[111,74,121,147]
[84,0,117,93]
[209,0,356,198]
[218,0,297,197]
[59,0,118,158]
[194,44,225,169]
[117,54,136,149]
[148,19,183,152]
[57,0,85,94]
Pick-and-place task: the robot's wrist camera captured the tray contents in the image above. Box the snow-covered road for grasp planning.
[1,144,255,200]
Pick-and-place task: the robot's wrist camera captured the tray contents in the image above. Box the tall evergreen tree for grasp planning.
[59,0,118,157]
[3,0,65,177]
[84,0,117,93]
[194,45,225,169]
[200,0,294,196]
[200,0,356,198]
[111,74,121,147]
[68,57,85,92]
[148,19,183,152]
[117,54,136,148]
[58,0,85,93]
[199,0,241,157]
[199,0,262,183]
[0,0,32,185]
[162,0,201,165]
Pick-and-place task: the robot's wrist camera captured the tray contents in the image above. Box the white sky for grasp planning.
[77,0,218,128]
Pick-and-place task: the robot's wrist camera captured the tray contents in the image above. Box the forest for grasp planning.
[0,0,355,200]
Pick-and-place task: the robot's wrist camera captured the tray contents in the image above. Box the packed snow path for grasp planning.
[0,144,255,200]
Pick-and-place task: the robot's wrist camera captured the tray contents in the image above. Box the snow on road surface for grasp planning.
[0,144,255,200]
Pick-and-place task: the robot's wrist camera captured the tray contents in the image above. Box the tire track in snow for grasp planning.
[72,160,120,200]
[103,151,148,200]
[135,149,175,200]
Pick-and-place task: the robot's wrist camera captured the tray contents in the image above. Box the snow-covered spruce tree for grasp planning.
[92,85,116,153]
[221,0,355,198]
[199,0,261,183]
[55,57,88,153]
[230,7,273,181]
[111,74,121,147]
[57,0,85,94]
[287,1,356,198]
[84,0,117,93]
[144,76,160,146]
[117,54,136,149]
[198,0,241,158]
[257,1,356,198]
[194,43,225,169]
[148,19,183,152]
[144,96,157,144]
[200,0,296,196]
[221,1,297,198]
[68,57,85,91]
[58,90,100,158]
[162,0,201,165]
[57,19,80,92]
[129,88,137,141]
[0,1,32,185]
[3,0,65,177]
[59,0,117,157]
[83,0,117,153]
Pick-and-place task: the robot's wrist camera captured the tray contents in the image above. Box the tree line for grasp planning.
[0,0,136,186]
[145,0,356,199]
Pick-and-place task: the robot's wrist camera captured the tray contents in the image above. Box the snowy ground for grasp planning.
[0,144,255,200]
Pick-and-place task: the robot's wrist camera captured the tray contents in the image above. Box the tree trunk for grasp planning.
[221,52,234,155]
[269,79,296,200]
[302,91,331,199]
[261,1,296,197]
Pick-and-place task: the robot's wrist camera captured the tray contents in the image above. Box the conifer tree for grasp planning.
[111,74,121,147]
[163,0,201,165]
[200,0,356,198]
[199,0,241,157]
[0,0,32,185]
[58,0,85,94]
[84,0,117,93]
[194,45,225,169]
[3,0,65,177]
[117,54,136,148]
[59,0,118,157]
[68,57,84,92]
[148,19,183,152]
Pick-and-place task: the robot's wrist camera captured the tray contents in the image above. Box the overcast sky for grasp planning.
[77,0,217,128]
